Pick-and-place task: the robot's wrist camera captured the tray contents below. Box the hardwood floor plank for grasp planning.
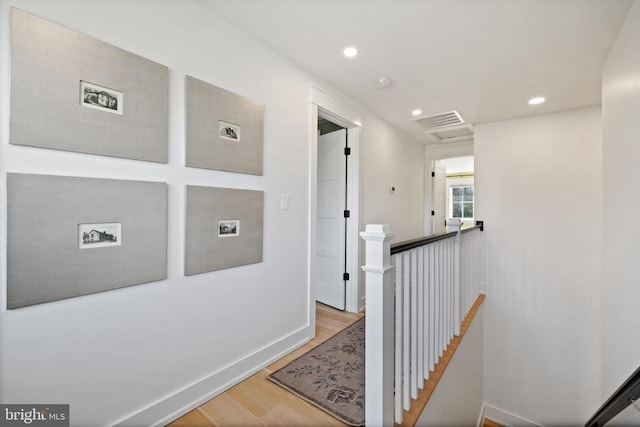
[198,394,265,427]
[260,399,347,427]
[483,418,504,427]
[169,408,217,427]
[266,343,320,373]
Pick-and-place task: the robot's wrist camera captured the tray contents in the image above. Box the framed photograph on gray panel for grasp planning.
[185,75,264,175]
[185,186,263,275]
[7,173,167,309]
[10,8,168,163]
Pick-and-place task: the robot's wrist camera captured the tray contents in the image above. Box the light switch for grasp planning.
[280,193,290,210]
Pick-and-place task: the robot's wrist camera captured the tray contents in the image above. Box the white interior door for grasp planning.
[316,129,347,310]
[432,160,447,234]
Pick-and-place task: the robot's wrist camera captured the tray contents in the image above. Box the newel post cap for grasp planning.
[360,224,394,241]
[365,224,391,234]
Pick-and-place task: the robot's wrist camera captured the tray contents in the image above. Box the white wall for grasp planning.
[475,107,603,425]
[601,1,640,424]
[360,114,425,243]
[0,2,313,426]
[415,306,484,427]
[440,156,475,174]
[0,2,427,425]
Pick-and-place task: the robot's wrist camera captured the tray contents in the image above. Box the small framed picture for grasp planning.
[79,223,122,249]
[219,120,240,142]
[218,220,240,237]
[80,81,123,115]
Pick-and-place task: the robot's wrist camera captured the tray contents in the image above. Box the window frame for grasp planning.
[446,177,474,221]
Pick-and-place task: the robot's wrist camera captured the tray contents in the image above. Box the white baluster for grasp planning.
[393,253,403,425]
[410,248,418,399]
[428,244,436,372]
[402,252,411,411]
[416,246,424,391]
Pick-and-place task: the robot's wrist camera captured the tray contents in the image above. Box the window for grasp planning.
[451,185,473,219]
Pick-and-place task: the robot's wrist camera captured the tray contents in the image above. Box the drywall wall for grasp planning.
[475,107,603,425]
[415,305,484,427]
[0,1,312,425]
[360,114,425,243]
[601,1,640,424]
[0,1,426,425]
[440,156,475,174]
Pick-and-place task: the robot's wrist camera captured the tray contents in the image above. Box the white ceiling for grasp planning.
[199,0,633,143]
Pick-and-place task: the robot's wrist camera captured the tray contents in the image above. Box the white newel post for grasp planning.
[360,224,395,427]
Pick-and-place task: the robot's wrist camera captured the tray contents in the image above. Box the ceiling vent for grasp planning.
[413,110,474,143]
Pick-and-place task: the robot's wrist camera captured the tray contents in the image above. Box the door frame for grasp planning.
[424,141,474,235]
[308,84,362,325]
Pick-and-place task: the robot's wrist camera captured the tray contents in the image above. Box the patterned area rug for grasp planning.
[267,318,365,426]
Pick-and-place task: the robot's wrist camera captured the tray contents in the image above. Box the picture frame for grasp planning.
[7,173,167,309]
[218,220,240,237]
[219,120,240,142]
[185,186,263,275]
[80,81,123,115]
[10,8,169,163]
[185,75,264,175]
[79,223,122,249]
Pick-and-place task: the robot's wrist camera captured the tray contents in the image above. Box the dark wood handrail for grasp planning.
[463,220,484,233]
[585,365,640,427]
[390,231,457,255]
[390,220,484,255]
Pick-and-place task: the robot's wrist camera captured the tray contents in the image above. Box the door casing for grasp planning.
[308,84,362,331]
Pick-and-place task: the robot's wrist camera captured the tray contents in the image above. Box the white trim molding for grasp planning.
[309,84,363,128]
[480,403,545,427]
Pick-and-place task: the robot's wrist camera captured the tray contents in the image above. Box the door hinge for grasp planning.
[431,171,435,177]
[343,272,350,281]
[344,147,351,156]
[344,210,350,218]
[431,210,435,216]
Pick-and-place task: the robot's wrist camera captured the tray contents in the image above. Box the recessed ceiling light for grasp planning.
[412,109,422,116]
[528,97,546,105]
[343,46,358,58]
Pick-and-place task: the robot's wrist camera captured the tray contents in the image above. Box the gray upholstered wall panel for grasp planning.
[185,76,264,175]
[7,173,167,309]
[185,186,263,275]
[10,8,168,162]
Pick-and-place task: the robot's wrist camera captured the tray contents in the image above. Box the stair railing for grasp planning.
[361,221,484,425]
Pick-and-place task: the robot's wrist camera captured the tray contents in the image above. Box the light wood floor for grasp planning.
[167,303,364,427]
[167,302,498,427]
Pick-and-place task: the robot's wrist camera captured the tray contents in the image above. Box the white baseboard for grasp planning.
[481,403,544,427]
[111,324,314,427]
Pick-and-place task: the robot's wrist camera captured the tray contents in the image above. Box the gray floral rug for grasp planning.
[267,318,365,426]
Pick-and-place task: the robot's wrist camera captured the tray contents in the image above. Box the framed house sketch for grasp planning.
[185,75,264,175]
[218,220,240,237]
[80,81,123,115]
[79,223,122,249]
[10,8,168,162]
[185,186,263,275]
[218,121,240,142]
[7,173,167,309]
